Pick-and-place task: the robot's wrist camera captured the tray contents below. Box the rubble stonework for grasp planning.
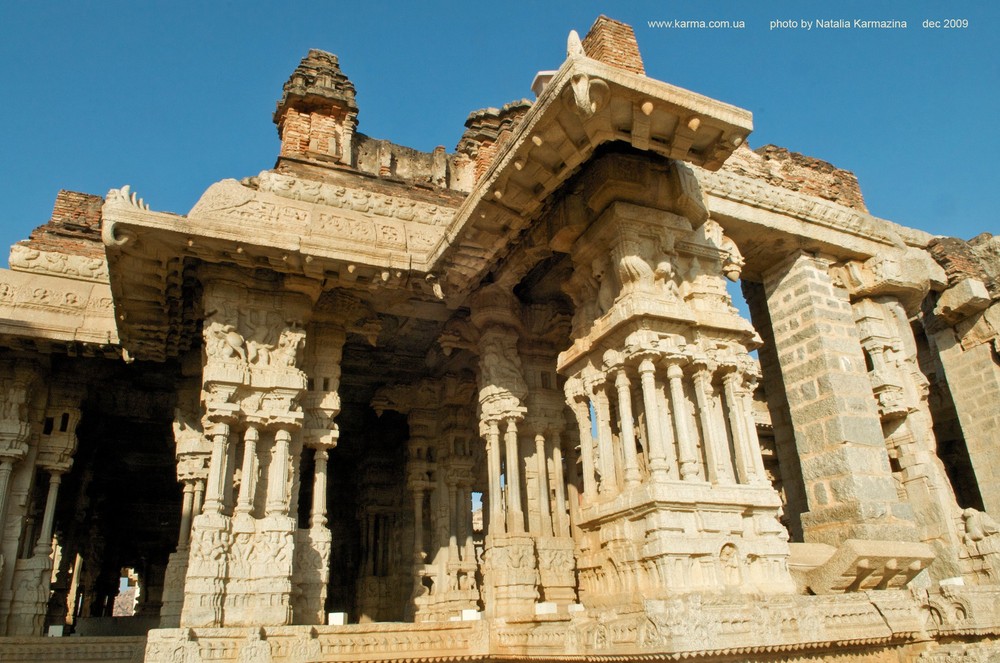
[0,14,999,663]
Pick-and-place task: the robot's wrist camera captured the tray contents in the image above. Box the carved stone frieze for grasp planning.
[8,244,109,283]
[0,268,118,347]
[4,15,1000,663]
[185,175,454,271]
[698,167,908,248]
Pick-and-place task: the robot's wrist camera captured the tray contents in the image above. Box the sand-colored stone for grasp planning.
[0,15,999,663]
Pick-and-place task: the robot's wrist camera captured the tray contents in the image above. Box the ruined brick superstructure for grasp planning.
[1,16,1000,663]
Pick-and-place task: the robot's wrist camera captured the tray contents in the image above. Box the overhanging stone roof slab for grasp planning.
[429,53,754,300]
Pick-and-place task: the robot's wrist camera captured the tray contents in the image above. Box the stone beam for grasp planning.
[0,268,118,351]
[102,181,454,361]
[696,167,938,280]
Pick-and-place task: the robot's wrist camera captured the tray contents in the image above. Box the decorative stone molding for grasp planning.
[8,245,109,283]
[0,268,118,349]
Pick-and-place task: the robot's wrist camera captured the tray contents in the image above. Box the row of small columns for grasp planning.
[530,427,570,538]
[0,459,67,560]
[568,355,767,498]
[202,423,291,517]
[483,414,524,535]
[443,472,476,564]
[407,463,477,567]
[196,422,329,526]
[175,479,206,551]
[482,414,571,539]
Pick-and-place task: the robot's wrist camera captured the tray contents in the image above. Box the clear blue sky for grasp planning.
[1,0,997,261]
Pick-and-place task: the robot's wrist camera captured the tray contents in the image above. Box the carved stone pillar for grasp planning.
[503,416,525,534]
[691,359,731,484]
[266,429,292,517]
[666,361,699,481]
[160,396,211,628]
[637,357,669,482]
[564,380,597,499]
[613,369,641,487]
[5,468,67,636]
[447,481,460,560]
[534,434,553,536]
[762,251,919,546]
[722,368,755,485]
[550,431,569,537]
[176,483,195,550]
[738,372,769,485]
[484,419,504,535]
[310,449,328,528]
[292,446,332,626]
[469,287,537,618]
[373,376,477,622]
[590,385,618,494]
[0,360,43,637]
[193,481,204,517]
[180,421,233,629]
[235,425,259,515]
[848,287,967,580]
[412,488,425,565]
[0,460,16,536]
[5,378,82,637]
[183,270,313,628]
[33,471,62,557]
[295,319,346,626]
[202,424,231,516]
[555,184,795,600]
[0,362,36,537]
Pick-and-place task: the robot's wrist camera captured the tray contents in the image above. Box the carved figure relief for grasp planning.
[592,256,618,315]
[205,323,248,363]
[478,330,528,404]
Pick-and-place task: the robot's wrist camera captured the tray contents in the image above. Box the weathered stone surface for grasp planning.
[933,278,991,324]
[724,143,869,212]
[0,14,998,663]
[805,539,935,594]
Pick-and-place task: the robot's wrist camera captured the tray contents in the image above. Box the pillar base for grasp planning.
[536,537,577,604]
[484,534,538,618]
[577,482,795,607]
[158,550,191,628]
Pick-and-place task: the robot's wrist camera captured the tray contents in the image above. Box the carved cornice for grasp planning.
[428,54,753,303]
[0,268,118,353]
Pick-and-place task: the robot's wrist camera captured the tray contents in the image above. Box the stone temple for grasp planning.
[1,15,999,663]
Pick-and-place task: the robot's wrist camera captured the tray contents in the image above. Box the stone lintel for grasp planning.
[933,277,991,325]
[0,268,118,350]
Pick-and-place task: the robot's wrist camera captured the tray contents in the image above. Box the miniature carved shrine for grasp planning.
[1,16,1000,663]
